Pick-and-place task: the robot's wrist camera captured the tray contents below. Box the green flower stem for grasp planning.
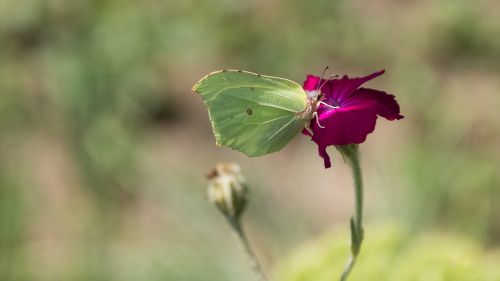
[227,217,268,281]
[337,145,364,281]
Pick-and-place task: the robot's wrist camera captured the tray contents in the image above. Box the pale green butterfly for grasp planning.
[193,69,331,157]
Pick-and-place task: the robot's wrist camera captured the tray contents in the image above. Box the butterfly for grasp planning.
[193,70,327,157]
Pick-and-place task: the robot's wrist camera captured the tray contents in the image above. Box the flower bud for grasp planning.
[207,163,248,220]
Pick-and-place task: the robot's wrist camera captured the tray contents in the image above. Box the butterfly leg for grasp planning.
[313,112,325,129]
[305,112,325,135]
[305,122,314,135]
[319,101,340,110]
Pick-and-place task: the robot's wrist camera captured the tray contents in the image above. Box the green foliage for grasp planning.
[274,224,500,281]
[0,168,31,280]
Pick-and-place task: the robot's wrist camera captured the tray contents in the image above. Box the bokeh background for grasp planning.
[1,0,500,280]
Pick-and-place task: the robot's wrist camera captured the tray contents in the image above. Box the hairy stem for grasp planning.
[337,145,364,281]
[340,255,356,281]
[349,147,363,245]
[227,217,268,281]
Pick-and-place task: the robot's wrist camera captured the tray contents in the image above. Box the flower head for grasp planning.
[207,163,249,220]
[303,70,403,168]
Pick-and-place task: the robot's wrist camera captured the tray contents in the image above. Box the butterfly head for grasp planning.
[306,90,321,101]
[307,66,339,103]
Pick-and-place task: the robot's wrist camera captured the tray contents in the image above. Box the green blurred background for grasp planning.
[1,0,499,280]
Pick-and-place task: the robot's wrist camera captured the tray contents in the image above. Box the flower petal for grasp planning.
[313,104,378,146]
[304,105,377,168]
[318,144,332,168]
[345,88,404,120]
[303,75,321,91]
[322,70,385,104]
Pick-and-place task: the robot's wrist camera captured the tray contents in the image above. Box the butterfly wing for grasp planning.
[193,70,308,156]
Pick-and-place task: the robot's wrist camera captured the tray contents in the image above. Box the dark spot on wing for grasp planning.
[257,74,261,77]
[237,70,242,72]
[250,87,254,91]
[246,108,253,115]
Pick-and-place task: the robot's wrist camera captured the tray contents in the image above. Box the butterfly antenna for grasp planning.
[317,74,339,91]
[315,66,330,92]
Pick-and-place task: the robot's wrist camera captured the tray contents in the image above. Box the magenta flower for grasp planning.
[303,70,404,168]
